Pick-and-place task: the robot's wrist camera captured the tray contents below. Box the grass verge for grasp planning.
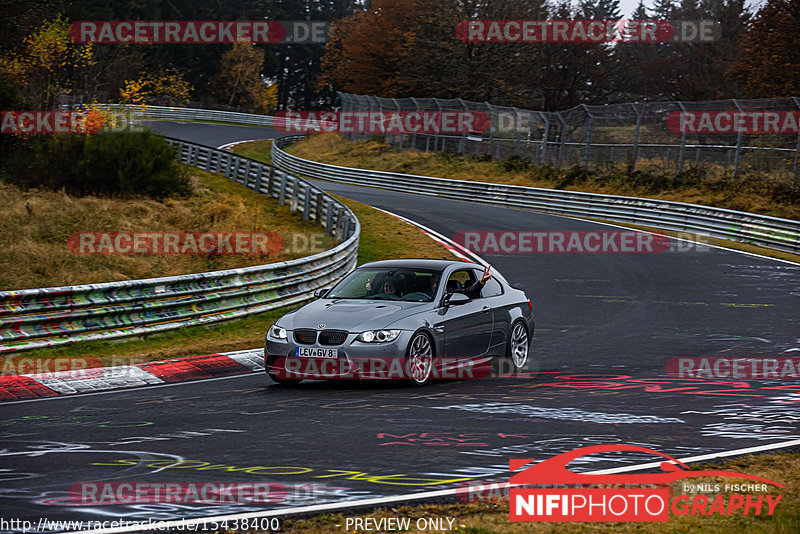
[228,139,273,165]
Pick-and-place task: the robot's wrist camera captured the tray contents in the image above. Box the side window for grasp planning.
[481,278,503,297]
[445,270,476,293]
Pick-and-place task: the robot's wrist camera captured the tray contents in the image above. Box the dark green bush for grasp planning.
[1,131,191,200]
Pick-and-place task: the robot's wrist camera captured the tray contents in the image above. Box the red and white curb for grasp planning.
[0,348,264,401]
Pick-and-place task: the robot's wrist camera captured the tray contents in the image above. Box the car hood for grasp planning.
[280,299,429,331]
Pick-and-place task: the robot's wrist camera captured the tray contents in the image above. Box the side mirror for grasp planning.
[443,292,470,306]
[314,288,330,299]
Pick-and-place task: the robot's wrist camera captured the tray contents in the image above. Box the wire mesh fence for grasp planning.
[338,93,800,186]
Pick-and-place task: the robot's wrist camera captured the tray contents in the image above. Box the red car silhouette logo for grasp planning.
[510,444,785,487]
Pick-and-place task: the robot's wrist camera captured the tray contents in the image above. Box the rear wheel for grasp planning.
[405,332,433,386]
[508,321,529,368]
[265,355,303,385]
[493,321,530,376]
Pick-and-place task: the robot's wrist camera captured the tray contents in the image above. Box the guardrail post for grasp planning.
[220,152,228,178]
[196,146,208,170]
[303,185,311,220]
[341,214,351,240]
[631,103,641,173]
[581,104,593,171]
[244,160,253,187]
[230,156,239,182]
[315,192,323,222]
[325,199,334,234]
[278,172,287,205]
[336,207,345,241]
[288,176,297,211]
[267,167,275,197]
[676,101,688,182]
[208,150,217,172]
[253,165,264,193]
[732,99,743,179]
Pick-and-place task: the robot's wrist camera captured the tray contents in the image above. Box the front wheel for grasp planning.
[405,332,434,386]
[265,355,303,385]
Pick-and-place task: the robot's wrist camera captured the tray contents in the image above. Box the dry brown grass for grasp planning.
[0,168,336,290]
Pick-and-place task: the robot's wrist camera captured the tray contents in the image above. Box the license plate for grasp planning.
[295,347,338,358]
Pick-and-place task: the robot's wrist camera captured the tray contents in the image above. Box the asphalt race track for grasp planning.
[2,121,799,531]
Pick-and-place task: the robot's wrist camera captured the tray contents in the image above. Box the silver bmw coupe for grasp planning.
[265,259,534,386]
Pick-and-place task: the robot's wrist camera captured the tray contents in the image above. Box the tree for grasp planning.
[527,0,618,109]
[320,0,549,106]
[213,44,266,109]
[0,16,95,108]
[319,0,423,96]
[728,0,800,97]
[122,68,193,106]
[581,0,622,19]
[667,0,750,100]
[268,0,363,110]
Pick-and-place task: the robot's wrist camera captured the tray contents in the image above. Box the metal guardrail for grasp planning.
[0,138,360,354]
[96,104,279,127]
[272,135,799,255]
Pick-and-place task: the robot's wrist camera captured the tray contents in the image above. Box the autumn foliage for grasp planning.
[727,0,800,98]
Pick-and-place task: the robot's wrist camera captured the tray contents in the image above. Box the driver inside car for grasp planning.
[446,264,493,299]
[382,279,399,296]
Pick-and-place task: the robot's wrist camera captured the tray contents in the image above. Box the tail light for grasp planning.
[527,299,533,311]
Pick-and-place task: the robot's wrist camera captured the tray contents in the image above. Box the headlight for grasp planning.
[268,324,287,340]
[357,330,401,343]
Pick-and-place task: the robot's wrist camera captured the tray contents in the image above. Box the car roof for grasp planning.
[358,258,474,270]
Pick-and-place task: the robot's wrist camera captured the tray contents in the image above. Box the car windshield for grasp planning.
[325,267,442,302]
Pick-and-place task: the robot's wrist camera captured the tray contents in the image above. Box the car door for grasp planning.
[478,275,508,353]
[438,269,493,358]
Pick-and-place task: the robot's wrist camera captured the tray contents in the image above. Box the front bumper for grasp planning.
[265,330,491,381]
[265,330,416,380]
